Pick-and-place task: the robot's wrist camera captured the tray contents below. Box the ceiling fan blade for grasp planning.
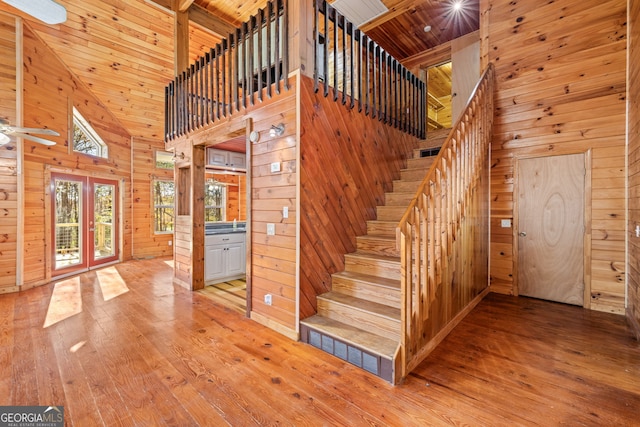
[13,132,57,146]
[8,126,60,136]
[1,0,67,25]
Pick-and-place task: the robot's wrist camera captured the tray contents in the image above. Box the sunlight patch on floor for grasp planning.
[43,277,82,328]
[96,266,129,301]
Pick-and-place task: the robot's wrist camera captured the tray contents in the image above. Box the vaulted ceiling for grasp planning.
[0,0,478,141]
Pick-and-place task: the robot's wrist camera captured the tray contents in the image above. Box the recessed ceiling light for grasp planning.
[452,1,463,12]
[424,25,432,32]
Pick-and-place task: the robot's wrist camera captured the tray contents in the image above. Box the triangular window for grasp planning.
[72,107,108,158]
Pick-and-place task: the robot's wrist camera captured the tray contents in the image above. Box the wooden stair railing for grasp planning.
[397,63,495,383]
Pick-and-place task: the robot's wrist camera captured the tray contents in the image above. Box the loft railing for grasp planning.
[165,0,289,141]
[312,0,426,139]
[397,63,495,382]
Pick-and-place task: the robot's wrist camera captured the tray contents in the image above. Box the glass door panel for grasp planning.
[90,179,118,266]
[54,176,85,271]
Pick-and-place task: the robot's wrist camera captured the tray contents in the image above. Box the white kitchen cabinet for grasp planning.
[205,232,246,282]
[207,148,246,171]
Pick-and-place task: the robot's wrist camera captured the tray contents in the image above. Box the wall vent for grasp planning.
[420,147,441,157]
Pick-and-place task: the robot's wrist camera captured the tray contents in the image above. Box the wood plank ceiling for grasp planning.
[0,0,477,141]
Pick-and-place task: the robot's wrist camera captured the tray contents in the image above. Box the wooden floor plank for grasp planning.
[1,258,639,426]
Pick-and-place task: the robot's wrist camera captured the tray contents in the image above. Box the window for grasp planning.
[205,179,226,222]
[72,107,108,158]
[155,150,174,169]
[153,179,175,233]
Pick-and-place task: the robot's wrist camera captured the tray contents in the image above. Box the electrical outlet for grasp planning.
[264,294,272,305]
[270,162,281,173]
[283,206,289,218]
[168,240,172,246]
[267,223,276,235]
[501,219,511,228]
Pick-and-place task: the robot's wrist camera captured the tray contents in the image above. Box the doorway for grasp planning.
[51,172,120,278]
[516,153,587,306]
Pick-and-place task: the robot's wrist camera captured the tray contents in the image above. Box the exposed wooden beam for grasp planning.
[178,0,195,12]
[188,3,236,38]
[175,7,190,74]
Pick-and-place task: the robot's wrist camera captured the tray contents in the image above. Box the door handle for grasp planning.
[519,231,527,237]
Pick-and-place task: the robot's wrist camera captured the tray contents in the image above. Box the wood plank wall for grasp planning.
[628,0,640,338]
[20,24,133,287]
[171,77,298,336]
[132,137,174,259]
[298,75,421,318]
[481,0,627,314]
[0,13,18,294]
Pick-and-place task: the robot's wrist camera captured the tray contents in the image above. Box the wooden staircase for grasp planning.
[300,129,449,382]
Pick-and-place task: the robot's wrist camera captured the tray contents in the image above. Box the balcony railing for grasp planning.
[165,0,289,141]
[312,0,426,139]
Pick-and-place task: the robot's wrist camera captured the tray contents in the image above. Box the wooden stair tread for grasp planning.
[333,270,401,290]
[357,234,396,243]
[345,251,400,264]
[319,291,401,320]
[300,315,398,359]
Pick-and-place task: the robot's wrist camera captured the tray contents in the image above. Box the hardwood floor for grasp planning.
[198,279,247,315]
[1,257,639,426]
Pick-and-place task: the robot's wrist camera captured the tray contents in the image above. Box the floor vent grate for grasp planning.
[300,324,393,382]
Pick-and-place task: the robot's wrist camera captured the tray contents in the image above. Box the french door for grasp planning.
[52,173,119,277]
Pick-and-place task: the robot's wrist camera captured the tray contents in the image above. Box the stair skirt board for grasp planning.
[300,324,394,383]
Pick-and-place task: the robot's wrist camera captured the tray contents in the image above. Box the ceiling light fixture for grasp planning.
[0,133,10,146]
[1,0,67,24]
[424,25,432,32]
[452,1,463,12]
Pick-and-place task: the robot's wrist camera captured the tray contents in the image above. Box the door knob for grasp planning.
[519,231,527,237]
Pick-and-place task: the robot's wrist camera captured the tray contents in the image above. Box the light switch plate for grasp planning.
[501,219,511,228]
[283,206,289,218]
[270,162,281,173]
[267,223,276,235]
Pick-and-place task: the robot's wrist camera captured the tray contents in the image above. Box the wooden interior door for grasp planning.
[517,153,585,306]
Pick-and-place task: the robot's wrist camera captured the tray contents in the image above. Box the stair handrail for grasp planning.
[396,63,495,383]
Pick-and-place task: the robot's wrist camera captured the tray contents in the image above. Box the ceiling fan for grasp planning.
[1,0,67,25]
[0,118,59,146]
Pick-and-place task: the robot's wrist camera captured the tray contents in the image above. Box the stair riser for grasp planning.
[366,221,397,236]
[401,168,429,181]
[356,237,399,257]
[406,157,435,170]
[393,180,422,193]
[385,192,414,206]
[332,277,401,309]
[317,299,400,341]
[344,255,400,280]
[376,206,404,222]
